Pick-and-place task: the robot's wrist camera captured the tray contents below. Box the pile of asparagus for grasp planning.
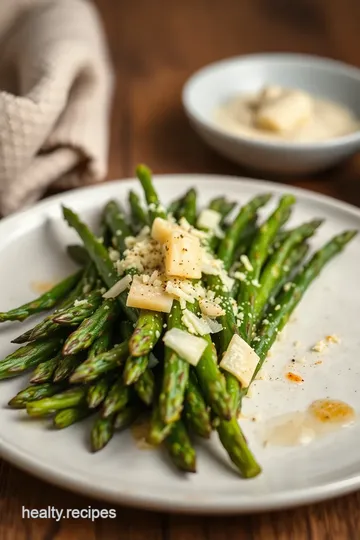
[0,164,356,478]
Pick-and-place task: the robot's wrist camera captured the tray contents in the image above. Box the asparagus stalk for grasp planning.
[114,405,142,431]
[134,368,155,406]
[251,230,357,378]
[26,386,87,416]
[62,299,118,356]
[62,206,137,322]
[128,190,150,230]
[217,194,272,271]
[238,194,296,341]
[101,376,131,417]
[0,337,64,380]
[8,382,67,409]
[164,420,197,473]
[30,353,61,383]
[69,341,129,383]
[123,354,149,385]
[91,415,115,451]
[253,220,322,323]
[87,376,112,408]
[53,407,92,429]
[184,370,212,439]
[103,200,132,253]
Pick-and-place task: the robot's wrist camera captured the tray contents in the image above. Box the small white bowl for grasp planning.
[182,53,360,175]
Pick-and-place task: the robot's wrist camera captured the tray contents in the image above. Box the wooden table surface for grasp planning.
[1,0,360,538]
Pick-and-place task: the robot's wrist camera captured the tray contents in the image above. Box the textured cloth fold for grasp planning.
[0,0,114,216]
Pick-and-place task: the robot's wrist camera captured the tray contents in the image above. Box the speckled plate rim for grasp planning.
[1,173,360,514]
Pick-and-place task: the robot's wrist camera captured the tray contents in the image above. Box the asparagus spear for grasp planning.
[62,299,118,356]
[91,415,115,451]
[134,368,155,406]
[13,264,98,343]
[53,354,83,382]
[0,337,64,380]
[62,206,136,322]
[159,300,190,424]
[181,188,197,226]
[194,333,232,419]
[252,219,322,323]
[114,405,142,431]
[66,245,90,266]
[148,403,174,445]
[101,376,131,417]
[52,290,103,325]
[217,194,272,271]
[251,230,358,379]
[128,190,150,230]
[164,420,196,473]
[263,243,310,313]
[53,407,92,429]
[103,200,132,253]
[0,270,82,323]
[209,196,237,223]
[238,194,296,341]
[87,376,112,408]
[30,353,61,383]
[217,417,261,478]
[87,326,112,359]
[8,382,67,409]
[26,386,87,416]
[184,370,212,439]
[123,354,149,385]
[69,341,129,383]
[129,311,163,357]
[136,164,167,222]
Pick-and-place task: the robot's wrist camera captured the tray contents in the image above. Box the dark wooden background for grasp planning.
[1,0,360,538]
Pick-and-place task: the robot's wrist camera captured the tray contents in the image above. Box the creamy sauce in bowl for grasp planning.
[214,85,360,143]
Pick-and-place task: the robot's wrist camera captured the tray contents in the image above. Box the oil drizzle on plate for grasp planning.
[263,399,356,447]
[30,281,56,294]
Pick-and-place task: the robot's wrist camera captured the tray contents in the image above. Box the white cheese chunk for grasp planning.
[199,298,225,317]
[102,274,132,298]
[164,229,202,279]
[163,328,207,366]
[151,217,175,244]
[219,333,259,388]
[197,209,222,231]
[126,275,173,313]
[181,309,211,335]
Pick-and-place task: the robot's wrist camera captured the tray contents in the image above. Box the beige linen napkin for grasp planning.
[0,0,114,216]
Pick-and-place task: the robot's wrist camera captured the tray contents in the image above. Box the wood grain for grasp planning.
[1,0,360,538]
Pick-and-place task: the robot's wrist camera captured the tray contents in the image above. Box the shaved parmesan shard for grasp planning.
[199,298,225,318]
[164,229,202,279]
[181,309,211,335]
[163,328,207,366]
[126,275,173,313]
[203,316,223,334]
[102,275,132,298]
[151,217,175,244]
[220,334,259,388]
[197,209,221,231]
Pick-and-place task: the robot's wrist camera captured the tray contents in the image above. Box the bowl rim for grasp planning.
[182,52,360,151]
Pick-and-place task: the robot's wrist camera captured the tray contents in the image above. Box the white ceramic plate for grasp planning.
[1,175,360,514]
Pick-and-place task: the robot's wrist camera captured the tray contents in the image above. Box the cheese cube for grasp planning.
[164,230,202,279]
[219,333,259,388]
[151,217,175,244]
[126,275,173,313]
